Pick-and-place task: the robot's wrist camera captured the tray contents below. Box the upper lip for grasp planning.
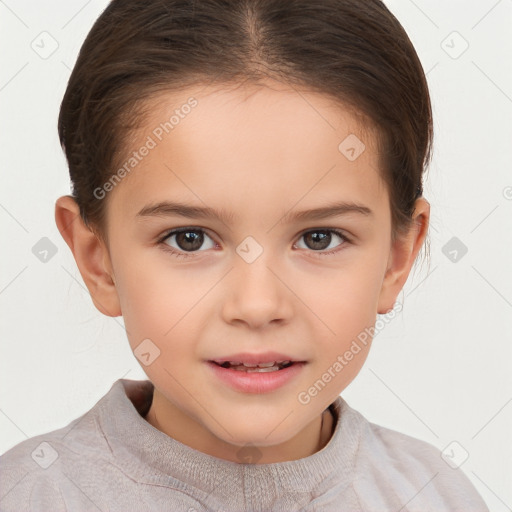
[208,351,306,365]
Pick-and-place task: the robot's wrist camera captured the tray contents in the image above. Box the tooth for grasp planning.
[246,366,280,373]
[242,362,259,367]
[256,361,276,368]
[231,365,281,372]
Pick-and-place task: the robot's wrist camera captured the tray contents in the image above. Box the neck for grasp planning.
[144,391,335,464]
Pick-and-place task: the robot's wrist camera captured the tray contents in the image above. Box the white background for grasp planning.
[1,1,511,509]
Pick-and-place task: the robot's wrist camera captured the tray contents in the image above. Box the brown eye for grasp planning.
[303,231,331,250]
[162,228,215,253]
[175,230,203,251]
[295,229,349,253]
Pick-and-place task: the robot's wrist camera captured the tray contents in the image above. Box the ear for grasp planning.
[377,198,430,314]
[55,195,121,317]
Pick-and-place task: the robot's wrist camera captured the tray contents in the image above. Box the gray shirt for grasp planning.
[0,379,489,511]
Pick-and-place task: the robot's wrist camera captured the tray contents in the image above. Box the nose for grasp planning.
[220,252,293,329]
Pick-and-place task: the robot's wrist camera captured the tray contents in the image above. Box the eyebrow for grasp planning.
[136,200,373,224]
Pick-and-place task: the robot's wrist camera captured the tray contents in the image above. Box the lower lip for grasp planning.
[206,361,306,394]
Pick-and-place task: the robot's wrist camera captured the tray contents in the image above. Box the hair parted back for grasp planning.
[58,0,433,265]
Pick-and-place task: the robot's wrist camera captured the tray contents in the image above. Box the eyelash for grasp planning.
[157,227,352,260]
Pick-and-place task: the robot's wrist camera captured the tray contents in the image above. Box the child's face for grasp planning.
[61,79,428,460]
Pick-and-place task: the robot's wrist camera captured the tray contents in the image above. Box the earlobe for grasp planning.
[55,195,121,317]
[377,198,430,315]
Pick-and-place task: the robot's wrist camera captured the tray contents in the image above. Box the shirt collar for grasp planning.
[95,378,361,507]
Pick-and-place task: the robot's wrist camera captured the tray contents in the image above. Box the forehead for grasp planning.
[106,80,387,223]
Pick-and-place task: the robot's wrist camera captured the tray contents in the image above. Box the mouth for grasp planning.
[209,360,296,372]
[205,356,307,394]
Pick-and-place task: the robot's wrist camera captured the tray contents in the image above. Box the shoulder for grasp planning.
[0,411,109,511]
[346,407,489,512]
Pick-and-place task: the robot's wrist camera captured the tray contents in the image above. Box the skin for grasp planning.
[55,79,429,464]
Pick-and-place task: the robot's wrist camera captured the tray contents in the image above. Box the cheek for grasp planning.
[116,264,208,396]
[294,257,383,329]
[114,254,202,352]
[297,261,382,383]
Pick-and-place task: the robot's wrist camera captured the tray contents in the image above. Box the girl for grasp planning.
[0,0,489,510]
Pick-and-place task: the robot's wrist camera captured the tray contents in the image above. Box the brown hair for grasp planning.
[58,0,432,267]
